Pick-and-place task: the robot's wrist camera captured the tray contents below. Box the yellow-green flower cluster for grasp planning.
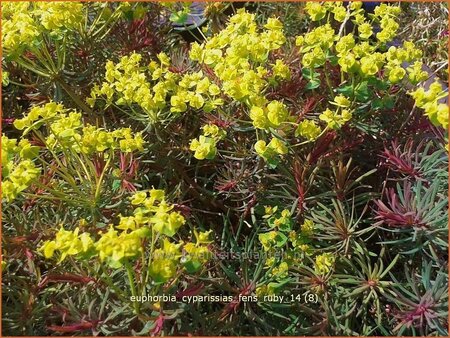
[318,94,352,130]
[2,2,84,55]
[254,137,288,163]
[2,71,10,87]
[41,191,171,268]
[128,189,186,237]
[147,229,212,282]
[40,189,212,277]
[259,230,284,252]
[190,124,227,160]
[384,42,425,84]
[2,160,40,196]
[269,261,289,279]
[82,127,145,154]
[360,53,386,77]
[89,53,168,116]
[266,208,293,231]
[301,219,314,237]
[314,252,335,275]
[33,2,84,31]
[259,207,294,252]
[13,102,145,155]
[296,23,335,68]
[202,124,227,140]
[250,100,290,130]
[189,136,217,160]
[271,60,291,81]
[173,70,224,113]
[373,5,401,43]
[189,9,290,130]
[39,227,95,263]
[335,33,356,57]
[357,23,372,40]
[12,101,65,131]
[406,61,429,85]
[295,120,322,140]
[304,2,327,22]
[410,81,449,129]
[255,283,279,297]
[182,230,212,271]
[319,107,352,130]
[297,3,426,86]
[88,53,224,122]
[258,213,316,295]
[149,239,183,282]
[288,219,315,253]
[39,224,150,268]
[1,135,40,202]
[95,226,150,268]
[350,3,401,43]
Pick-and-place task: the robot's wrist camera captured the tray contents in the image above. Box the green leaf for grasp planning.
[371,95,394,110]
[301,68,319,81]
[274,232,288,247]
[267,157,280,169]
[169,10,189,24]
[20,145,40,159]
[96,222,107,229]
[368,77,389,91]
[382,95,395,109]
[337,83,353,97]
[123,9,134,21]
[305,79,320,90]
[371,98,384,110]
[279,222,292,232]
[328,55,339,66]
[267,277,291,291]
[354,81,370,102]
[112,179,121,192]
[184,260,202,273]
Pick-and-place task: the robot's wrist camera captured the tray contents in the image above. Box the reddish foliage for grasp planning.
[374,183,427,229]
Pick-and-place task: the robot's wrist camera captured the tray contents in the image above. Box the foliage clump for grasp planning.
[1,1,448,336]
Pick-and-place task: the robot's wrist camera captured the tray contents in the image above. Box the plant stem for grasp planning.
[125,261,140,314]
[94,155,111,204]
[324,66,334,97]
[143,227,157,290]
[56,78,94,114]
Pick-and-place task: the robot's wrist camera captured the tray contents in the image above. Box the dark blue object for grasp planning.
[172,3,207,31]
[343,1,381,14]
[362,2,381,14]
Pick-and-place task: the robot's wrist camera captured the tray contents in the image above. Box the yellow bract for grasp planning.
[39,227,94,263]
[301,219,314,237]
[38,188,212,278]
[89,53,225,121]
[96,226,150,268]
[1,135,40,202]
[410,81,449,129]
[295,120,322,140]
[319,108,352,130]
[129,189,186,237]
[2,2,83,55]
[314,253,335,275]
[13,102,145,155]
[190,124,227,160]
[190,136,217,160]
[255,138,288,162]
